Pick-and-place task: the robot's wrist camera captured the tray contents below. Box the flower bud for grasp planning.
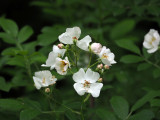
[97,64,103,69]
[58,43,64,49]
[45,88,50,93]
[104,65,109,69]
[91,43,102,54]
[98,78,103,82]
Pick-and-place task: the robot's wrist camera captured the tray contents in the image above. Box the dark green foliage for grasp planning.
[1,0,160,120]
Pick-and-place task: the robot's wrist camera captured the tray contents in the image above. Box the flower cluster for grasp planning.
[33,27,116,98]
[143,29,160,53]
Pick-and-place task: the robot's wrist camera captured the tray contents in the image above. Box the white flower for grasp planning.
[73,68,103,98]
[58,27,81,44]
[76,35,92,51]
[143,29,160,53]
[91,43,102,54]
[99,46,116,66]
[42,45,66,70]
[58,27,92,51]
[33,70,57,90]
[55,57,70,75]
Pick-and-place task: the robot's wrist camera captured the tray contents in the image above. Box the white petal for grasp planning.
[66,27,81,39]
[108,53,115,61]
[33,77,42,90]
[76,35,92,51]
[88,83,103,98]
[73,83,86,96]
[73,68,85,83]
[101,59,111,66]
[42,52,57,69]
[99,46,107,57]
[144,34,152,42]
[55,57,69,75]
[143,41,152,49]
[111,60,117,64]
[147,47,158,53]
[58,33,73,44]
[35,71,43,79]
[53,45,66,57]
[85,68,100,83]
[152,40,160,47]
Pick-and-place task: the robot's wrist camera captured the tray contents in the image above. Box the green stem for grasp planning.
[81,101,85,120]
[81,94,91,120]
[87,52,92,69]
[47,94,81,115]
[125,111,132,120]
[89,61,100,68]
[84,94,91,103]
[142,56,160,69]
[66,50,75,66]
[16,42,32,78]
[42,110,64,114]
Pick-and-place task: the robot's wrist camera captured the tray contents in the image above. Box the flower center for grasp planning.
[42,77,46,84]
[60,61,67,72]
[149,37,156,45]
[102,53,108,59]
[72,37,78,40]
[83,80,90,88]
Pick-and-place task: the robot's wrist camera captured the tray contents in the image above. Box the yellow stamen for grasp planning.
[83,80,90,88]
[149,37,156,45]
[102,53,108,59]
[42,78,46,84]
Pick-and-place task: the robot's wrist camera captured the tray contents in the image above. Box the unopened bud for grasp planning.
[98,78,103,82]
[58,43,64,49]
[91,43,102,54]
[104,65,109,69]
[97,64,103,69]
[45,88,50,93]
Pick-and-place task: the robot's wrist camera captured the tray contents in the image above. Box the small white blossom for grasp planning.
[42,45,66,70]
[55,57,70,75]
[143,29,160,53]
[33,70,57,90]
[76,35,92,51]
[58,27,92,51]
[73,68,103,98]
[58,27,81,44]
[91,43,102,54]
[99,46,116,66]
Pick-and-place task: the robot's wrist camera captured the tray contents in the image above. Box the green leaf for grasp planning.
[115,71,128,83]
[131,90,160,112]
[96,109,117,120]
[0,32,15,44]
[7,56,25,67]
[120,55,144,63]
[0,77,11,92]
[37,25,64,46]
[129,110,154,120]
[137,63,152,71]
[20,109,41,120]
[0,99,23,111]
[110,19,135,39]
[102,85,113,91]
[1,47,18,56]
[20,98,41,111]
[150,99,160,107]
[110,96,129,120]
[18,26,34,43]
[153,69,160,78]
[0,18,18,37]
[115,38,140,54]
[65,111,77,120]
